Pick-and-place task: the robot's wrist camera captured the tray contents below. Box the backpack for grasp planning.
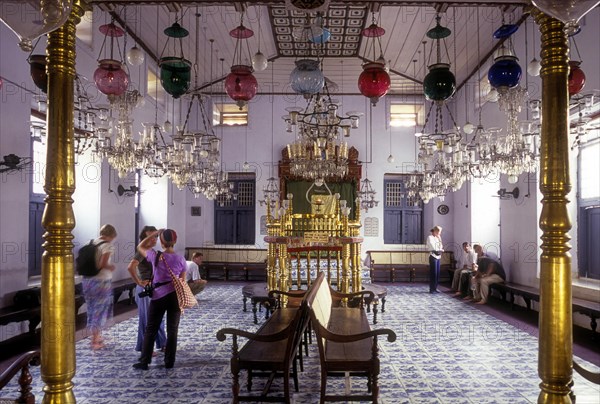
[76,240,107,277]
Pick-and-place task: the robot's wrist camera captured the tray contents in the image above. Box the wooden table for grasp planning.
[242,283,275,324]
[362,283,388,324]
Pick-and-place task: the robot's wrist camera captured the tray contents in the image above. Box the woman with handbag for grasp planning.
[133,228,186,370]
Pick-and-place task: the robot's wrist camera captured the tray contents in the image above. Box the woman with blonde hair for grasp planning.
[81,224,117,350]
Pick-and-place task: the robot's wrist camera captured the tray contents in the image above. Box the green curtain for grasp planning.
[286,180,357,220]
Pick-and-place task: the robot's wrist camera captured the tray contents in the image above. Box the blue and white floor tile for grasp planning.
[3,283,599,403]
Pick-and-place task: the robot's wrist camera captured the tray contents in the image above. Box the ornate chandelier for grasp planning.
[284,87,360,182]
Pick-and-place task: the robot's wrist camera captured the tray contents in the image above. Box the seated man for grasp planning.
[186,252,208,296]
[472,255,506,305]
[452,242,477,296]
[474,244,499,261]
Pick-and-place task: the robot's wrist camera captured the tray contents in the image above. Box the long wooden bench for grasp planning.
[0,288,85,338]
[489,282,600,335]
[366,250,454,283]
[0,350,40,403]
[306,272,396,403]
[216,291,310,403]
[186,247,267,281]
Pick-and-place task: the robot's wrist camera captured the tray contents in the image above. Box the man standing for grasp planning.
[186,252,208,296]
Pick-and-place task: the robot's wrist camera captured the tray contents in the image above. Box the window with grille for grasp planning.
[214,173,256,245]
[383,174,423,244]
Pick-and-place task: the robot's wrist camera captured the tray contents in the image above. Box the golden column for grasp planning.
[532,10,573,404]
[41,2,84,403]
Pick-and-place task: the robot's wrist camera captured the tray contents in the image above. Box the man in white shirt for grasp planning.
[452,242,478,296]
[186,252,207,296]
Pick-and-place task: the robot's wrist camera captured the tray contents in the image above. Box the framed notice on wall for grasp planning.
[191,206,202,216]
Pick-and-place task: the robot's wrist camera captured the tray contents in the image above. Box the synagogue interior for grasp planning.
[0,0,599,403]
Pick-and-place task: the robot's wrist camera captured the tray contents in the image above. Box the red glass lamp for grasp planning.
[225,20,258,108]
[358,62,391,106]
[94,23,129,96]
[225,65,258,109]
[94,59,129,96]
[358,15,390,106]
[568,61,586,96]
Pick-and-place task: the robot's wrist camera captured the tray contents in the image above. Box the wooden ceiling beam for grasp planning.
[90,1,529,7]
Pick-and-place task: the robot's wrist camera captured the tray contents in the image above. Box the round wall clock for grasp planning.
[437,204,449,215]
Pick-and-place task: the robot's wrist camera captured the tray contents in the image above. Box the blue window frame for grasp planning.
[383,174,423,244]
[214,173,255,245]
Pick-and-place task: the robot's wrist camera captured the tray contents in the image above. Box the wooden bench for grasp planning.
[216,291,310,403]
[0,350,40,403]
[186,247,267,281]
[111,278,137,304]
[0,288,85,337]
[490,282,600,335]
[306,272,396,403]
[366,250,454,283]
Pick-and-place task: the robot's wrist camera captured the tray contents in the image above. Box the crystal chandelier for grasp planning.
[570,91,600,149]
[284,86,360,181]
[358,177,378,212]
[94,89,144,178]
[258,177,280,210]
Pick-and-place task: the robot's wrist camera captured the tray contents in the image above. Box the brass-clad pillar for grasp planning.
[532,10,573,404]
[41,1,85,403]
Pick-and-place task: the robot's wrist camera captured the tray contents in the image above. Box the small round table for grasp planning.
[362,283,388,324]
[242,283,274,324]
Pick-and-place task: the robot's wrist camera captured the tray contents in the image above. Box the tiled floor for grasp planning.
[3,283,599,403]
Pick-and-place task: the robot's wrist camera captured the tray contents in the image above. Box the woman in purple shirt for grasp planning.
[133,228,186,370]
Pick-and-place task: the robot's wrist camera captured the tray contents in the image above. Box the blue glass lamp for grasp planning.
[290,59,324,96]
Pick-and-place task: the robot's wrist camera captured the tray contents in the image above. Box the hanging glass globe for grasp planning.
[126,45,145,66]
[527,57,541,77]
[387,154,395,163]
[423,63,456,101]
[568,61,586,96]
[159,57,192,99]
[290,59,324,96]
[251,51,268,71]
[225,65,258,109]
[488,55,522,90]
[94,59,129,96]
[358,61,391,106]
[463,122,475,134]
[28,54,48,93]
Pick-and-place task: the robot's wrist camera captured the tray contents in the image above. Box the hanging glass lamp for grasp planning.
[423,63,456,101]
[28,54,48,94]
[94,23,129,96]
[568,61,586,96]
[94,59,129,96]
[0,0,72,52]
[225,65,258,109]
[159,57,192,99]
[290,59,324,96]
[159,22,192,99]
[358,62,391,106]
[488,55,522,90]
